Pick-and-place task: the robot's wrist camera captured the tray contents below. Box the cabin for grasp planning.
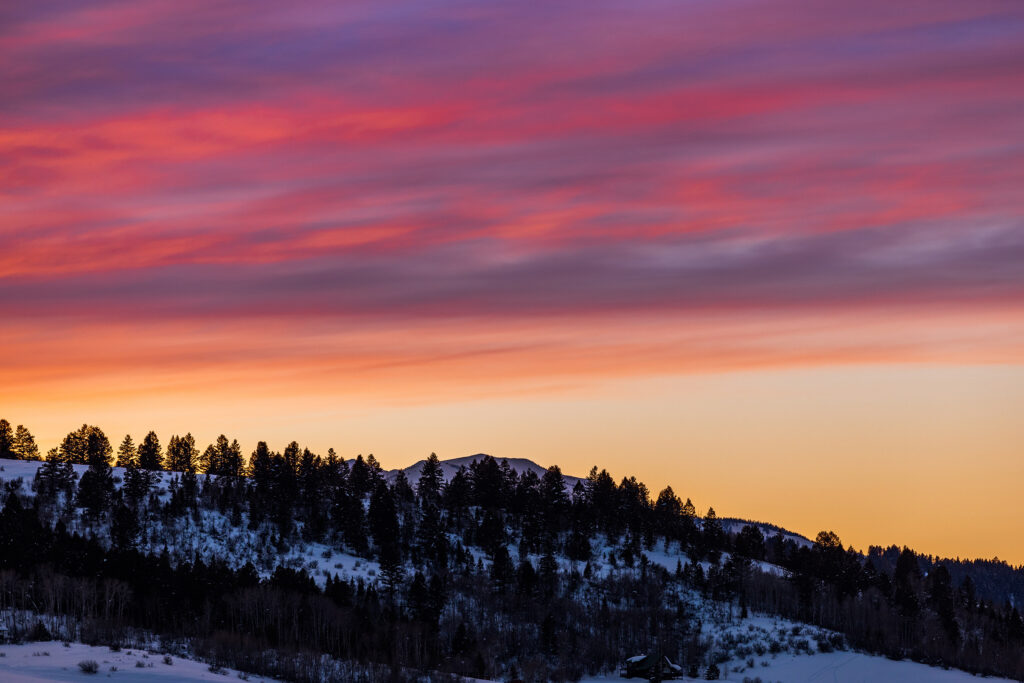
[622,653,683,680]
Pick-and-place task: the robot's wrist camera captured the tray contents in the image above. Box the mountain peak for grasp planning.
[388,453,583,490]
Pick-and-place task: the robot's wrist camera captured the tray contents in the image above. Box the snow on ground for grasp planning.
[0,641,274,683]
[578,650,1012,682]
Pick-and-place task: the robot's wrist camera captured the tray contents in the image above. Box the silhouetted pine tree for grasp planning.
[417,452,444,510]
[33,447,75,503]
[0,419,14,459]
[166,433,199,473]
[116,434,137,468]
[12,425,39,460]
[75,427,114,520]
[137,430,163,470]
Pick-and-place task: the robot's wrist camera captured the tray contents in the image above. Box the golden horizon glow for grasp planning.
[6,364,1024,565]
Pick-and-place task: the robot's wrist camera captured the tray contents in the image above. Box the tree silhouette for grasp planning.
[0,419,15,459]
[116,434,137,468]
[12,425,39,460]
[137,431,163,471]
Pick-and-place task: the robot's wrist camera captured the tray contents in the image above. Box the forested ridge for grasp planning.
[1,418,1023,682]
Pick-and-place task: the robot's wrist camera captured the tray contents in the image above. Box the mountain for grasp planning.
[388,453,584,490]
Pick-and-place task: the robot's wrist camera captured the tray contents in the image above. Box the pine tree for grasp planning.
[60,424,112,466]
[222,437,244,477]
[270,450,298,537]
[539,549,559,597]
[365,454,385,489]
[370,483,404,594]
[123,455,150,506]
[283,441,301,473]
[76,429,115,520]
[249,441,274,525]
[116,434,137,468]
[0,419,15,459]
[654,486,683,537]
[538,465,569,538]
[469,456,504,508]
[12,425,39,460]
[894,547,922,617]
[417,452,444,510]
[379,540,405,596]
[417,502,447,568]
[566,520,592,563]
[490,544,514,594]
[369,482,400,550]
[137,431,163,470]
[735,525,766,560]
[33,447,76,503]
[166,433,199,473]
[702,507,725,562]
[348,455,371,499]
[339,485,368,554]
[200,444,217,474]
[111,502,139,549]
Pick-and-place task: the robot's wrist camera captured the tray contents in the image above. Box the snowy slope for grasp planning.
[0,460,381,588]
[0,642,274,683]
[0,459,1007,683]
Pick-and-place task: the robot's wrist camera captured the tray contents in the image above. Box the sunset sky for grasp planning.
[3,0,1023,563]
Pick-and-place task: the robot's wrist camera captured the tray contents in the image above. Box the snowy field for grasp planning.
[0,642,274,682]
[579,651,1010,683]
[0,643,1008,683]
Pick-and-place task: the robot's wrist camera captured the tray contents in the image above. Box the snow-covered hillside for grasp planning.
[1,455,1015,683]
[0,459,382,588]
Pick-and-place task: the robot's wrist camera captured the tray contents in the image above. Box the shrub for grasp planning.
[163,655,173,665]
[705,662,721,680]
[136,661,146,668]
[78,660,100,674]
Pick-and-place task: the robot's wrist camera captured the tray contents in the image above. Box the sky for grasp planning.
[2,0,1023,563]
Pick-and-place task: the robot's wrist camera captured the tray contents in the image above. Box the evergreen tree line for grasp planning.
[2,419,1024,681]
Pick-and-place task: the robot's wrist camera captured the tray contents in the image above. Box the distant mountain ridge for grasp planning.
[387,453,584,490]
[389,455,812,545]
